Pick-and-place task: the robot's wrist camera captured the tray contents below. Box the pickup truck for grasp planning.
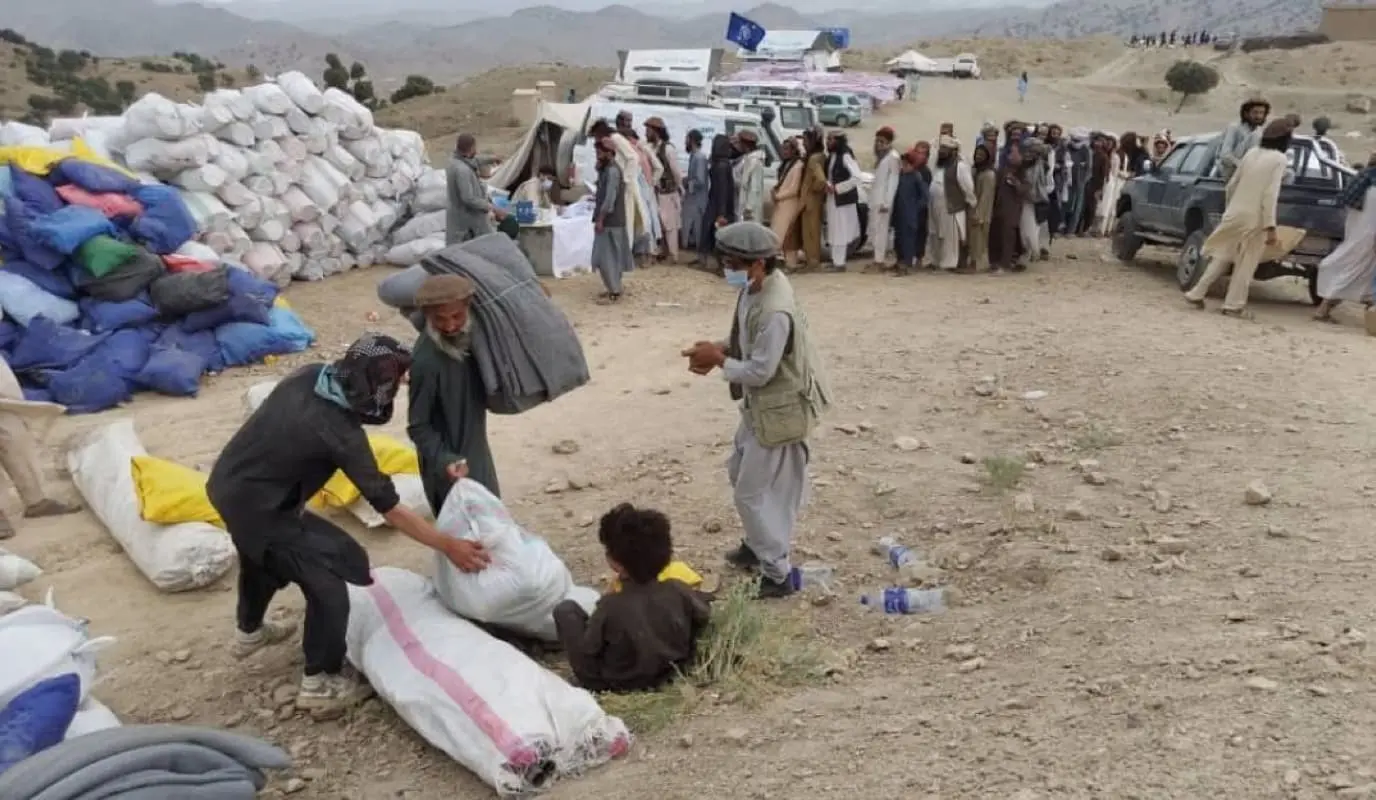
[1113,133,1355,304]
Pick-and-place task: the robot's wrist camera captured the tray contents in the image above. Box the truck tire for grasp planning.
[1112,211,1144,263]
[834,114,850,128]
[1176,229,1209,292]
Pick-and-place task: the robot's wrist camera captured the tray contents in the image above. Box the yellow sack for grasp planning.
[273,297,292,310]
[0,138,130,177]
[310,434,420,509]
[129,455,225,528]
[610,560,703,593]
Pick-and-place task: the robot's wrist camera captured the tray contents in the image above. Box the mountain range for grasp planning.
[5,0,1327,83]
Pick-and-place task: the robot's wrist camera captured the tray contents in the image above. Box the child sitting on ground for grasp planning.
[553,503,712,693]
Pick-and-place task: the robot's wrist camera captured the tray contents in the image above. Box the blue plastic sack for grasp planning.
[155,325,223,374]
[29,205,116,255]
[225,264,278,307]
[79,294,159,333]
[129,184,196,254]
[49,159,140,195]
[21,384,52,403]
[4,198,63,271]
[181,293,271,333]
[8,316,108,372]
[8,168,62,214]
[0,320,18,354]
[0,165,12,198]
[89,328,152,380]
[0,259,76,300]
[47,356,133,414]
[215,319,307,367]
[0,673,81,776]
[0,271,80,327]
[135,345,205,397]
[267,305,316,351]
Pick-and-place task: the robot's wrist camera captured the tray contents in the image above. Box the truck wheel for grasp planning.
[1176,230,1209,291]
[834,115,850,128]
[1307,267,1322,306]
[1112,211,1144,263]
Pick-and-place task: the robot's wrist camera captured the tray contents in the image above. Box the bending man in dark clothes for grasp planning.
[208,334,492,716]
[553,503,712,692]
[406,274,500,514]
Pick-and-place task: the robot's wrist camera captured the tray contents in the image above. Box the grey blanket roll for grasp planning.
[377,232,590,415]
[0,724,291,800]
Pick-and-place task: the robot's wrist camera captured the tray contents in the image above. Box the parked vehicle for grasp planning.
[811,92,866,128]
[1113,133,1355,304]
[720,97,819,141]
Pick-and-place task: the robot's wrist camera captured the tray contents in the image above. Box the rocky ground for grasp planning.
[12,233,1376,799]
[9,64,1376,800]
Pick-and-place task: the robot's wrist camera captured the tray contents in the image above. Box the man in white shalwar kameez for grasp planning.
[681,222,830,599]
[868,127,901,267]
[824,132,864,270]
[926,135,977,270]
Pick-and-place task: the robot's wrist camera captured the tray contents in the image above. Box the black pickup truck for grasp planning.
[1113,133,1355,304]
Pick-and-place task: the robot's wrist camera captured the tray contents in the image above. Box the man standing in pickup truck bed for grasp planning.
[1184,118,1294,318]
[1219,98,1270,180]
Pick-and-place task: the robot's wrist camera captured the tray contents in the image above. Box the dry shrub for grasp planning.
[598,580,826,733]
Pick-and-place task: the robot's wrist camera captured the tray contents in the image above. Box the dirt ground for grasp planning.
[9,54,1376,800]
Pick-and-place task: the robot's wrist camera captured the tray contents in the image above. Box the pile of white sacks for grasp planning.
[46,71,442,285]
[383,167,448,266]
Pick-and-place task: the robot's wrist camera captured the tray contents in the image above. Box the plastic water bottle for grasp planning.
[788,564,835,591]
[873,536,919,569]
[859,587,946,614]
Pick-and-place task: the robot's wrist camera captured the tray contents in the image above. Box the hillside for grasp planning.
[0,31,252,124]
[975,0,1324,38]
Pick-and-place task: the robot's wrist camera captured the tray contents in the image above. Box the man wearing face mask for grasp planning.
[208,333,490,716]
[511,165,562,209]
[680,222,832,599]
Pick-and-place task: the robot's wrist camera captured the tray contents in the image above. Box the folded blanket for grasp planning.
[381,233,589,415]
[0,724,290,800]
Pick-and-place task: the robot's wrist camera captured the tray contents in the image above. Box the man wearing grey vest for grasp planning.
[681,222,831,598]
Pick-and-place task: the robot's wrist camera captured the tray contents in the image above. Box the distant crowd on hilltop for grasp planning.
[1128,30,1217,48]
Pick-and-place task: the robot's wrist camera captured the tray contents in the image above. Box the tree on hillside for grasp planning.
[115,80,136,104]
[1165,60,1219,112]
[196,70,216,92]
[390,74,436,105]
[350,61,366,81]
[246,63,261,81]
[323,53,350,90]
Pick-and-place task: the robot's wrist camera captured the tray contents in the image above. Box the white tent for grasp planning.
[486,100,590,195]
[886,50,939,71]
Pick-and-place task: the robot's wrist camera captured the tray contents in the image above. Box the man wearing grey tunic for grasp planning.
[446,133,504,246]
[682,222,831,598]
[591,139,631,302]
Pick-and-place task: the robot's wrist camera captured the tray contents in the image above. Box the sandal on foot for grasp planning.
[1185,298,1206,309]
[1220,308,1254,320]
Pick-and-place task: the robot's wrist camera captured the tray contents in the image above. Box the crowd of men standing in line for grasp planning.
[591,118,1180,282]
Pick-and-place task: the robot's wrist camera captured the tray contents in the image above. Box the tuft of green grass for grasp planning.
[1073,424,1125,452]
[980,455,1026,492]
[598,580,826,733]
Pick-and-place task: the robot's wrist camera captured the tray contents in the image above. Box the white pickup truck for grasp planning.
[925,54,981,79]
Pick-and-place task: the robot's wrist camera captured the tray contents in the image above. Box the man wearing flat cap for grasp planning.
[735,129,766,224]
[406,274,501,517]
[681,222,831,599]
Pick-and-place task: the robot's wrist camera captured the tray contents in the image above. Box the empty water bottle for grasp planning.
[788,563,835,591]
[873,536,919,569]
[859,587,946,614]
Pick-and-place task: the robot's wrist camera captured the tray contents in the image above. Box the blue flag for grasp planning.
[726,13,767,52]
